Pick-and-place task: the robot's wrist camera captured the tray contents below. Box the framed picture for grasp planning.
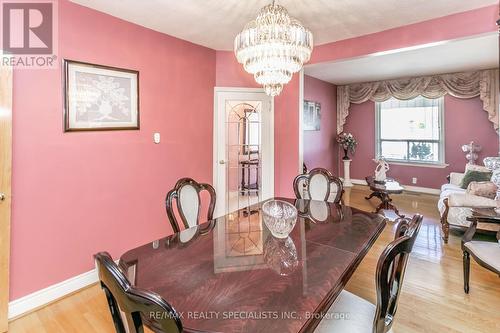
[303,100,321,131]
[63,59,139,131]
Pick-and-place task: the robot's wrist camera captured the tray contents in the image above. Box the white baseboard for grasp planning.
[402,184,441,195]
[8,268,98,319]
[350,178,368,186]
[350,178,440,195]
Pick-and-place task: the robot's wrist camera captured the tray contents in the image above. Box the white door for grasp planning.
[0,61,12,333]
[214,88,274,217]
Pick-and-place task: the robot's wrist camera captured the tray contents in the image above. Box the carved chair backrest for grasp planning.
[165,178,216,233]
[373,214,423,333]
[94,252,183,333]
[293,168,344,203]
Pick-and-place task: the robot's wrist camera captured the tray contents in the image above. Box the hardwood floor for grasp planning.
[345,186,500,333]
[8,186,500,332]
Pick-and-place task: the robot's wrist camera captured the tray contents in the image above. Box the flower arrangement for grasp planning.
[337,132,358,160]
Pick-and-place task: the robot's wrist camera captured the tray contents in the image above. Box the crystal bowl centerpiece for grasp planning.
[262,200,298,238]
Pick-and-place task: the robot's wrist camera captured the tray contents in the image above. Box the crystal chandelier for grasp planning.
[234,1,313,96]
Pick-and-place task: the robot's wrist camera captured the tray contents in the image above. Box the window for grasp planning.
[375,96,444,165]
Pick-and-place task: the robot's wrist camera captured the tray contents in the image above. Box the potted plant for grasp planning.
[337,132,357,160]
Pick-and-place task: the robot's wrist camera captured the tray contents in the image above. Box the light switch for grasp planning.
[153,132,161,144]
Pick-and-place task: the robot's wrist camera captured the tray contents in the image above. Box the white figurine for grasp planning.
[374,157,390,183]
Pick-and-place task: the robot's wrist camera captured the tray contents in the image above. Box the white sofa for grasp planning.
[438,170,498,243]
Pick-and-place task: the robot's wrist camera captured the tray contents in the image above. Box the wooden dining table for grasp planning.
[119,197,387,333]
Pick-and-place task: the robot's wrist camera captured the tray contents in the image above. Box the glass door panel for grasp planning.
[225,101,262,213]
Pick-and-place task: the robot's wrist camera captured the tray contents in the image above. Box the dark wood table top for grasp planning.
[467,208,500,241]
[366,176,404,194]
[119,198,387,333]
[470,208,500,220]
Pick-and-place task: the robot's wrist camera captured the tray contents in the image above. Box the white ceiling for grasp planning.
[304,33,499,85]
[69,0,497,50]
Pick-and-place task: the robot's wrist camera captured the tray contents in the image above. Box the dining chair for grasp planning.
[462,218,500,294]
[165,177,216,233]
[315,214,423,333]
[94,251,184,333]
[293,168,344,203]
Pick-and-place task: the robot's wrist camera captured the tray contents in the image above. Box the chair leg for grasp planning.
[132,312,144,333]
[441,198,450,244]
[441,219,449,244]
[463,251,470,294]
[102,284,127,333]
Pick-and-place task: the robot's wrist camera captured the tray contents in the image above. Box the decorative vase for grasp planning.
[343,148,349,160]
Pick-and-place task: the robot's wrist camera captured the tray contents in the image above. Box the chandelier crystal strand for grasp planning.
[234,2,313,96]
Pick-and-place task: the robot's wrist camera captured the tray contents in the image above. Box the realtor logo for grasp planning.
[0,0,57,68]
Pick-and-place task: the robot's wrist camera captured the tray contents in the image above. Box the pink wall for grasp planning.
[215,51,259,88]
[274,76,300,198]
[342,96,499,189]
[10,0,216,300]
[303,75,338,175]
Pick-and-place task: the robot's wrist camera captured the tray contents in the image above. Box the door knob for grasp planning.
[0,193,5,201]
[219,160,227,165]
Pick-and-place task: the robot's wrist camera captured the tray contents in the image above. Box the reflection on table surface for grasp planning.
[119,198,386,333]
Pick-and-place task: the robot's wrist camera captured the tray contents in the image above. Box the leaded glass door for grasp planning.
[214,89,273,217]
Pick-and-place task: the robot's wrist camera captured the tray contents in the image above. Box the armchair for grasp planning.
[439,171,498,243]
[462,216,500,293]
